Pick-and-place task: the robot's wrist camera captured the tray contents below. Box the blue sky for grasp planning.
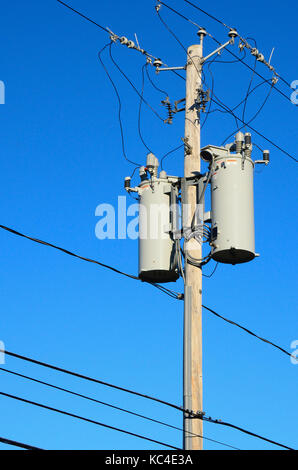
[0,0,297,450]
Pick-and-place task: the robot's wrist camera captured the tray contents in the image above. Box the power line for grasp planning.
[182,0,294,96]
[206,417,294,450]
[0,391,179,450]
[58,0,294,107]
[0,436,43,450]
[0,367,239,450]
[0,347,293,449]
[158,1,293,104]
[0,348,189,415]
[0,224,183,300]
[202,305,295,360]
[211,95,298,162]
[57,0,110,33]
[155,5,297,163]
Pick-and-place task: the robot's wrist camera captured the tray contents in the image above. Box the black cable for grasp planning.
[221,80,275,146]
[202,305,295,360]
[0,436,43,450]
[202,262,218,278]
[57,0,110,33]
[158,6,280,162]
[138,64,154,153]
[0,368,239,450]
[58,0,293,104]
[156,7,240,136]
[206,48,247,64]
[1,348,293,449]
[210,95,298,162]
[182,0,294,100]
[0,224,183,300]
[182,0,230,29]
[160,144,184,169]
[0,391,179,450]
[0,348,190,415]
[210,79,268,116]
[145,65,169,97]
[109,43,165,122]
[158,0,293,104]
[98,43,141,168]
[200,54,219,130]
[206,418,294,450]
[241,38,258,125]
[156,7,189,60]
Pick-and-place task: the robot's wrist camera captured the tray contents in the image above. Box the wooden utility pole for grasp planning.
[183,39,204,450]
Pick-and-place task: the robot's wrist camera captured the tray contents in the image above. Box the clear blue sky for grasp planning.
[0,0,297,450]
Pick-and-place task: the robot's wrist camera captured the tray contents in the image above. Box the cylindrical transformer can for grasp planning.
[138,177,179,282]
[210,153,255,264]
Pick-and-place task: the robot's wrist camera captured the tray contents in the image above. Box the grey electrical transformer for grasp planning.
[201,132,268,265]
[125,154,179,283]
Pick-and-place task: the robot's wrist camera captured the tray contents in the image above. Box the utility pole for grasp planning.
[183,37,204,451]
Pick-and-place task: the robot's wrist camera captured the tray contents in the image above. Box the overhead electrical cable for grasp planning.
[57,0,110,33]
[0,348,294,449]
[0,391,180,450]
[160,144,184,169]
[0,348,191,415]
[0,436,43,450]
[158,1,293,104]
[202,305,295,360]
[0,367,239,450]
[181,0,294,97]
[0,224,182,300]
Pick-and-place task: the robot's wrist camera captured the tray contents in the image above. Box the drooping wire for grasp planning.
[241,37,258,125]
[0,436,43,450]
[202,262,218,278]
[202,305,296,360]
[208,79,268,117]
[0,224,183,300]
[109,42,165,122]
[0,367,239,450]
[145,65,169,96]
[160,143,184,169]
[212,88,284,154]
[0,391,180,450]
[200,54,220,130]
[138,64,154,153]
[98,42,141,168]
[221,80,275,146]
